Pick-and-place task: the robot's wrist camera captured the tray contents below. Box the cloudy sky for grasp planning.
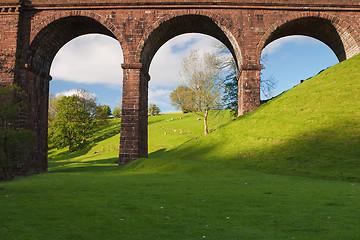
[49,33,339,113]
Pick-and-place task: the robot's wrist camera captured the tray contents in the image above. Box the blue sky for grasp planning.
[49,34,339,113]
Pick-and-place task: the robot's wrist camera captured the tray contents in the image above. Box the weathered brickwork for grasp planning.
[0,0,359,177]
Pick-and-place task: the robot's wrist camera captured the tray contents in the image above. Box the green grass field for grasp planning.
[1,54,359,239]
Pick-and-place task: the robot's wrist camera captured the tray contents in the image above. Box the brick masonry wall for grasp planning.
[0,0,359,176]
[0,4,19,85]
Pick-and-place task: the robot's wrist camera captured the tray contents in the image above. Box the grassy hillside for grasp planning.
[1,54,359,240]
[133,54,360,181]
[46,110,233,172]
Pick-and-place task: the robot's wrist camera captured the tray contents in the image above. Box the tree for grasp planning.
[95,105,111,120]
[48,93,61,128]
[180,50,223,135]
[73,89,97,118]
[259,55,277,98]
[214,43,277,114]
[48,89,97,149]
[222,58,238,113]
[0,84,35,180]
[113,107,122,118]
[49,95,94,152]
[148,103,160,116]
[169,85,196,113]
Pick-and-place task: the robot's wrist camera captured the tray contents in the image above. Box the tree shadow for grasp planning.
[158,120,360,182]
[148,118,165,125]
[48,157,120,174]
[49,124,120,162]
[149,148,167,157]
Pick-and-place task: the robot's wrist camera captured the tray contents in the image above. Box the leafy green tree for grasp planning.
[113,107,122,118]
[180,50,223,135]
[148,103,160,116]
[169,85,196,113]
[48,89,97,149]
[95,105,111,120]
[50,95,94,152]
[0,84,35,180]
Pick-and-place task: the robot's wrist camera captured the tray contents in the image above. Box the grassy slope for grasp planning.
[46,110,233,172]
[139,54,360,181]
[0,54,360,240]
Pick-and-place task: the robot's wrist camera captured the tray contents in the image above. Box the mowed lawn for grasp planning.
[1,54,360,239]
[1,167,359,239]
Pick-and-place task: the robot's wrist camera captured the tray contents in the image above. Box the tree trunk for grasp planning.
[204,109,208,135]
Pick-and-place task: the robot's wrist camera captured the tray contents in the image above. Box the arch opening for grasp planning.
[148,33,233,113]
[49,33,123,111]
[24,16,122,172]
[124,14,242,160]
[261,35,339,100]
[263,17,347,62]
[28,16,117,77]
[140,14,240,73]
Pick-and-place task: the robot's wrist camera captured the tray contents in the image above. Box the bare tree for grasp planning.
[180,50,224,135]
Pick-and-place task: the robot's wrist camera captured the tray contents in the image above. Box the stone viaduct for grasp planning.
[0,0,359,176]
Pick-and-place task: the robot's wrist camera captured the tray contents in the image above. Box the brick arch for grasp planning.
[257,12,360,62]
[28,11,122,76]
[136,10,243,72]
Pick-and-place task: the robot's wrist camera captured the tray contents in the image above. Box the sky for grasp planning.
[49,33,339,113]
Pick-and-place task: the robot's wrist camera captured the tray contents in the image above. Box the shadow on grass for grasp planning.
[148,118,165,125]
[49,126,120,162]
[46,113,360,182]
[49,157,120,174]
[148,148,167,157]
[159,120,360,182]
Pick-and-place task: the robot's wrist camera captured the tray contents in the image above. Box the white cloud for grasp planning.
[55,89,97,99]
[262,36,322,55]
[149,33,223,89]
[50,34,123,85]
[50,33,228,112]
[148,87,173,113]
[148,88,172,103]
[148,33,229,112]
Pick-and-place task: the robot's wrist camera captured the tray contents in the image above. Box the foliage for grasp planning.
[148,103,160,116]
[73,89,97,117]
[112,107,122,118]
[0,53,6,72]
[49,95,95,152]
[180,50,224,135]
[49,89,97,151]
[0,84,35,180]
[48,93,60,128]
[0,52,12,75]
[169,85,195,113]
[222,58,238,115]
[95,105,111,120]
[214,44,277,113]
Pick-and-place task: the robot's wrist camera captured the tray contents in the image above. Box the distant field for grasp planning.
[0,54,359,239]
